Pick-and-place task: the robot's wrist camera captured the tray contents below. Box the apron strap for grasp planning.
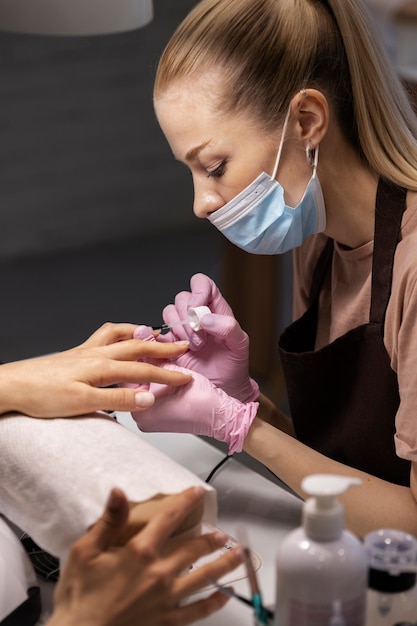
[308,237,334,307]
[370,179,407,324]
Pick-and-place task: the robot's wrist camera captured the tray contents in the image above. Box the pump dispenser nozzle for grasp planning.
[301,474,362,542]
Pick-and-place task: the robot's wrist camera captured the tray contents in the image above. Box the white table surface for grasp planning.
[37,413,303,625]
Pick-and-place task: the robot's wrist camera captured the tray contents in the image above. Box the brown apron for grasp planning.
[278,178,411,486]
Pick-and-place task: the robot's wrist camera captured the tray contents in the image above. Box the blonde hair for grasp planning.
[155,0,417,189]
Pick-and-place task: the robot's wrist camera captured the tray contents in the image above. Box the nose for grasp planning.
[193,178,225,219]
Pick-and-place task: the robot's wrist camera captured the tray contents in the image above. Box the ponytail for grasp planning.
[155,0,417,188]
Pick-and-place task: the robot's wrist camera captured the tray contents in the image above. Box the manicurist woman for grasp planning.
[132,0,417,539]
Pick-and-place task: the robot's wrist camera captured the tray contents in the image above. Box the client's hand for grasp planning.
[48,487,242,626]
[0,322,191,417]
[132,363,259,455]
[145,273,259,403]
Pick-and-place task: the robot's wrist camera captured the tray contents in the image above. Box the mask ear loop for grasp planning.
[271,104,292,181]
[301,88,319,173]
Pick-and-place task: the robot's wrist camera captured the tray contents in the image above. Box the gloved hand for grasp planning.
[143,273,259,403]
[131,363,259,455]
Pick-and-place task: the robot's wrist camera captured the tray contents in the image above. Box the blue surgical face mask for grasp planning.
[208,105,326,254]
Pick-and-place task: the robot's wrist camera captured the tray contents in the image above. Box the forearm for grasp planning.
[244,417,417,539]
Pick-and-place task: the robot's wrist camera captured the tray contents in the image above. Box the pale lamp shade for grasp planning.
[0,0,153,36]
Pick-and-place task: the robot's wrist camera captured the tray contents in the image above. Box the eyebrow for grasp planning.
[185,139,212,162]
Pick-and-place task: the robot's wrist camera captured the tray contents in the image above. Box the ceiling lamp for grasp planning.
[0,0,153,36]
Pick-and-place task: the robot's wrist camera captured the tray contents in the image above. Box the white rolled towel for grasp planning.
[0,412,216,560]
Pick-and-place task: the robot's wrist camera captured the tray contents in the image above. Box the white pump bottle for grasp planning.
[274,474,368,626]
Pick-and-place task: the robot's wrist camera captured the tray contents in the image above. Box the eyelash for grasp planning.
[207,161,226,178]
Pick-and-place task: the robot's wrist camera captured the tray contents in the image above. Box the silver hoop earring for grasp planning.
[306,141,315,167]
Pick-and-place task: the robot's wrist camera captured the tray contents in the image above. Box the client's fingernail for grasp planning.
[135,391,155,407]
[133,325,154,340]
[175,340,189,346]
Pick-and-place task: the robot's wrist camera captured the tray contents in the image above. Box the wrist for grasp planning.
[257,393,295,435]
[0,362,19,414]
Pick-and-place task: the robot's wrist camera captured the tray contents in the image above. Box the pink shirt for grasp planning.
[292,195,417,462]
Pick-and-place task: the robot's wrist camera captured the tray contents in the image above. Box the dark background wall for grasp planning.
[0,0,224,361]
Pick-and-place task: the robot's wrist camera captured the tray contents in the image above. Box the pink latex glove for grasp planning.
[131,363,259,455]
[150,273,259,403]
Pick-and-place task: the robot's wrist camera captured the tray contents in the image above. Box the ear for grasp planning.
[290,88,329,149]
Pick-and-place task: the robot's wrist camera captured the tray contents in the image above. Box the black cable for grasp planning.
[19,533,60,582]
[205,453,231,483]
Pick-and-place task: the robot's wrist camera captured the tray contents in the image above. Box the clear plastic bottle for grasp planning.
[364,528,417,626]
[275,474,368,626]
